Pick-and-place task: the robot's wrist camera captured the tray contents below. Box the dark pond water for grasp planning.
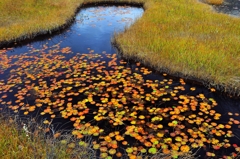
[207,0,240,17]
[0,4,240,159]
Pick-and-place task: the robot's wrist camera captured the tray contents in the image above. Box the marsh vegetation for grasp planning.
[0,0,240,159]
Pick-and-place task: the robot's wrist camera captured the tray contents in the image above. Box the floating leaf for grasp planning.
[148,147,157,154]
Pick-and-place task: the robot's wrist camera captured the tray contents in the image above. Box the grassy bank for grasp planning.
[0,114,95,159]
[0,0,84,43]
[114,0,240,96]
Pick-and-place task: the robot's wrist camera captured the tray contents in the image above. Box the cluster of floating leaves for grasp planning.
[0,44,240,159]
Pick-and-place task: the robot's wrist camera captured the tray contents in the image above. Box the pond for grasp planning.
[0,4,240,159]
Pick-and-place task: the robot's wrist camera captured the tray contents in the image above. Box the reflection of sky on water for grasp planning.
[70,6,143,53]
[6,6,143,56]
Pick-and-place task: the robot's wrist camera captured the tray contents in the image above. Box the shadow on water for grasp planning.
[0,3,240,159]
[213,0,240,17]
[200,0,240,17]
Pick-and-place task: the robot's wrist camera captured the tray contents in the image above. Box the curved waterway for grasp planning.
[0,4,240,159]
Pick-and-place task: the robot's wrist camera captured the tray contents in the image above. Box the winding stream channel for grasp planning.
[0,3,240,159]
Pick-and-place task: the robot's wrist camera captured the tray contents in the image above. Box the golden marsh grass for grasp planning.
[0,0,84,43]
[114,0,240,95]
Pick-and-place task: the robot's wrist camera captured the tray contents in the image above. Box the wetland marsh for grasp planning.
[0,0,240,158]
[0,4,240,159]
